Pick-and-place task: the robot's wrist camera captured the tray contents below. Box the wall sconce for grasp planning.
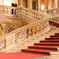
[41,5,45,11]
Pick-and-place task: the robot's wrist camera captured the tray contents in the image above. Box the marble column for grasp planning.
[38,0,41,11]
[27,0,32,9]
[18,0,23,6]
[54,0,58,8]
[2,0,4,5]
[48,0,52,9]
[44,0,47,9]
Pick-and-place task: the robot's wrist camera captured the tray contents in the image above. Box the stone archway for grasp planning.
[0,24,3,37]
[0,19,28,37]
[4,23,18,35]
[0,20,19,37]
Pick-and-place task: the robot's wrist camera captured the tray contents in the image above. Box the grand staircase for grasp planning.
[0,5,59,59]
[21,21,59,55]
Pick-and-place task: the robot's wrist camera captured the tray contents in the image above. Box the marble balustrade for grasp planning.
[0,6,50,50]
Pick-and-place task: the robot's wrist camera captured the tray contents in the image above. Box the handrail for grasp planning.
[46,8,59,18]
[46,8,59,23]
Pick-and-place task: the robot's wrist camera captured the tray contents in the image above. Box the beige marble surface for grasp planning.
[1,26,59,53]
[33,55,59,59]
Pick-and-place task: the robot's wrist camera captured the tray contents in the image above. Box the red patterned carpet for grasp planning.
[0,52,45,59]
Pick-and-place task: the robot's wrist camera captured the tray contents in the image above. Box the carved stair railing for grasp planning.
[0,19,50,51]
[0,5,17,19]
[46,8,59,23]
[0,6,50,51]
[0,5,16,15]
[16,6,49,23]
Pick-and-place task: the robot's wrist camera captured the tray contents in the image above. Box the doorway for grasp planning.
[32,0,38,10]
[23,0,27,8]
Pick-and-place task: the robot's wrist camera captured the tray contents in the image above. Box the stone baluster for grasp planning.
[40,22,44,32]
[53,10,56,16]
[8,8,10,14]
[53,10,54,16]
[55,10,57,16]
[2,7,5,14]
[0,7,1,13]
[6,33,16,47]
[2,39,6,49]
[5,7,7,14]
[28,11,30,18]
[52,10,54,16]
[50,11,53,18]
[58,9,59,14]
[2,7,3,14]
[17,8,19,16]
[28,27,32,37]
[0,39,6,50]
[1,7,3,14]
[24,29,28,39]
[24,9,26,16]
[19,7,23,17]
[36,24,40,33]
[25,10,27,17]
[12,8,14,15]
[2,7,4,14]
[4,7,6,14]
[19,33,22,41]
[6,8,8,14]
[13,8,16,15]
[16,9,18,15]
[21,31,25,41]
[32,26,36,36]
[8,8,11,14]
[57,9,58,14]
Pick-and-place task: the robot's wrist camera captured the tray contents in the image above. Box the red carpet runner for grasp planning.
[49,21,59,27]
[0,52,45,59]
[22,21,59,55]
[22,33,59,55]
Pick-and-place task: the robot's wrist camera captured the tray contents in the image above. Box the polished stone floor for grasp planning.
[33,55,59,59]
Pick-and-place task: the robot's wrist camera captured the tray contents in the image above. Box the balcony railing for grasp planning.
[46,8,59,23]
[0,5,16,15]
